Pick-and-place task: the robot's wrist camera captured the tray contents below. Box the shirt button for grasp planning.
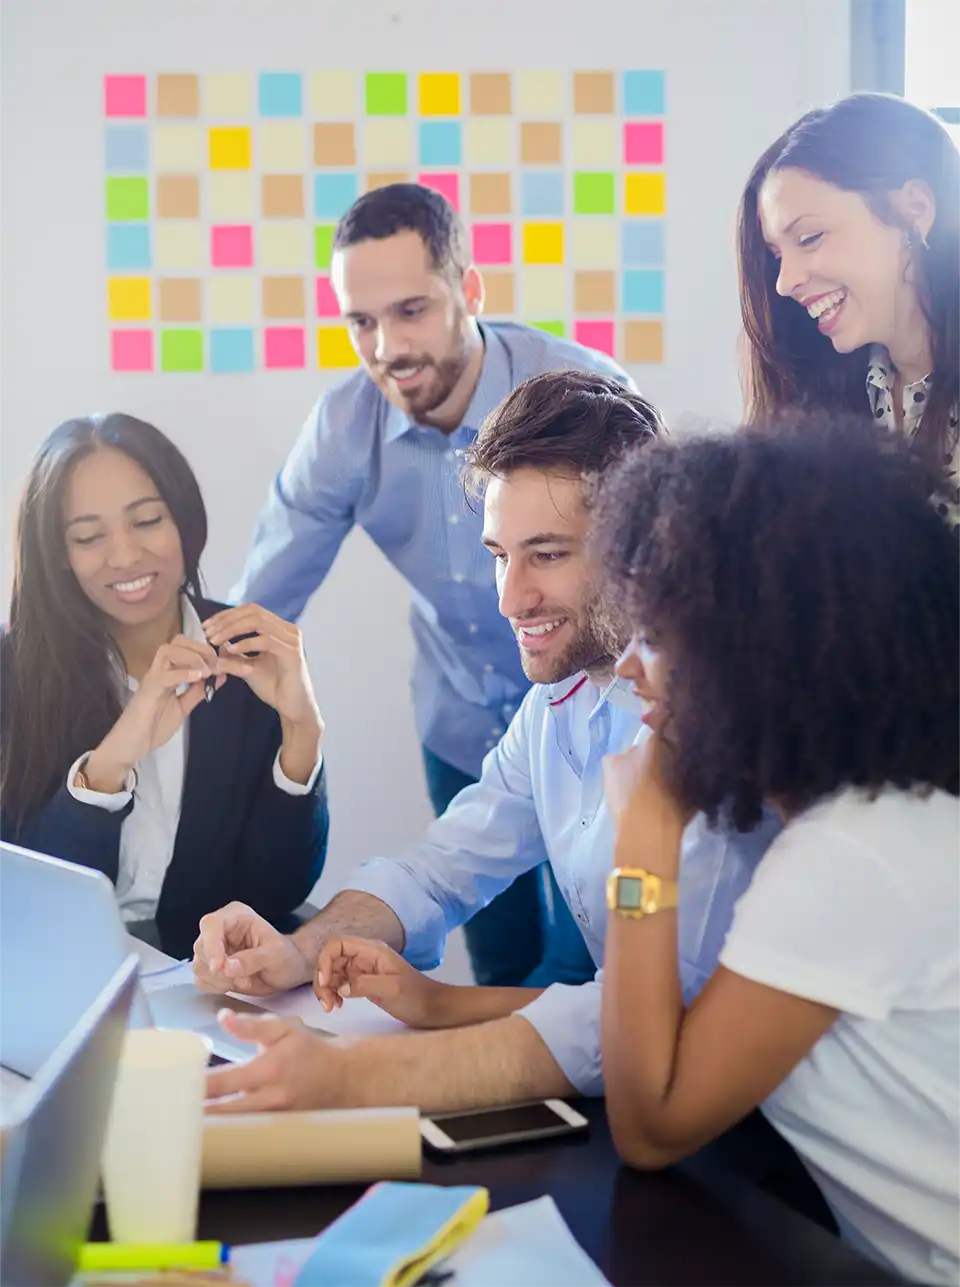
[448,513,460,525]
[484,663,494,673]
[453,573,465,583]
[581,818,588,827]
[576,911,586,924]
[491,726,503,736]
[485,739,495,750]
[469,622,478,634]
[503,703,514,717]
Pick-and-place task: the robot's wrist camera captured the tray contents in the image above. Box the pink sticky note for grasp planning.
[471,222,512,265]
[104,75,147,118]
[265,326,306,369]
[211,225,254,268]
[624,122,664,165]
[110,329,153,371]
[315,276,340,318]
[575,320,615,357]
[418,172,460,211]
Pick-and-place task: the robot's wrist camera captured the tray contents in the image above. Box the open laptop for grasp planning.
[0,955,138,1287]
[0,841,277,1074]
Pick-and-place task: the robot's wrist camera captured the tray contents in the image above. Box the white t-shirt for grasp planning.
[720,787,960,1286]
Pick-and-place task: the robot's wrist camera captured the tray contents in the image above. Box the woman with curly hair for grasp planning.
[593,414,958,1286]
[738,93,959,531]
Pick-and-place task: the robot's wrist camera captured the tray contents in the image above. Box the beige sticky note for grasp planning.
[574,270,615,313]
[469,172,512,215]
[158,277,202,322]
[522,266,567,315]
[154,222,203,271]
[362,119,413,167]
[308,71,357,118]
[156,175,199,219]
[570,217,618,268]
[157,74,199,117]
[155,124,203,171]
[208,275,256,324]
[208,173,255,221]
[574,71,615,114]
[205,74,252,117]
[259,222,309,271]
[623,320,664,364]
[262,275,307,319]
[520,123,562,165]
[482,270,515,315]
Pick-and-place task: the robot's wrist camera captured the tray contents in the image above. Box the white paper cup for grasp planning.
[101,1029,211,1242]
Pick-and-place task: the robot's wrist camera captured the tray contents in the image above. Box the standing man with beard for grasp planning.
[234,184,635,990]
[194,374,779,1116]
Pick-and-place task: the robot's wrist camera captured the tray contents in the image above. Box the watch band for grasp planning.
[607,866,680,919]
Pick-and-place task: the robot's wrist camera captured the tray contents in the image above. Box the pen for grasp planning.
[205,643,219,702]
[78,1241,229,1272]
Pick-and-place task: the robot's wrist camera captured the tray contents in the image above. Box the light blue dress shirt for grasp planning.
[346,674,783,1095]
[232,322,635,777]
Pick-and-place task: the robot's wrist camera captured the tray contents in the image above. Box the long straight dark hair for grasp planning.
[738,93,960,461]
[1,414,207,827]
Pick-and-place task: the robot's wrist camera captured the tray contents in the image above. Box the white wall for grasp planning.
[0,0,849,980]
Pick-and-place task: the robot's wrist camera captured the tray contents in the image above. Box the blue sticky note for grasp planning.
[623,70,665,116]
[210,327,255,373]
[259,72,303,117]
[106,223,151,270]
[419,120,461,166]
[622,220,664,267]
[521,171,564,218]
[314,172,359,219]
[105,125,149,171]
[622,269,665,314]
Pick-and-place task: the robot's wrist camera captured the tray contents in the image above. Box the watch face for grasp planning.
[618,875,645,909]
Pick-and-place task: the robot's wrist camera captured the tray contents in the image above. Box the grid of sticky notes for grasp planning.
[104,70,666,373]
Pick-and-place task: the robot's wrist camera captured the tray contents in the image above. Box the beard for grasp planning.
[519,594,619,685]
[383,329,472,421]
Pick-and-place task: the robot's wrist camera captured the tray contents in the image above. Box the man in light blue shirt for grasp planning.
[197,373,781,1115]
[232,184,635,991]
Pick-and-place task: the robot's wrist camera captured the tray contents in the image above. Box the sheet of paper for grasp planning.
[444,1196,611,1286]
[231,1197,610,1287]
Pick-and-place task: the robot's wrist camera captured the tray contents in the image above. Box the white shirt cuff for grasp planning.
[272,749,324,796]
[66,753,134,812]
[517,976,605,1097]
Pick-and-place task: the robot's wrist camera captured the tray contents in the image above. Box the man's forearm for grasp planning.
[293,890,406,960]
[427,984,545,1028]
[334,1014,575,1113]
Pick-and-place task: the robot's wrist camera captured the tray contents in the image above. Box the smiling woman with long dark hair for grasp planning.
[1,414,329,957]
[737,93,959,528]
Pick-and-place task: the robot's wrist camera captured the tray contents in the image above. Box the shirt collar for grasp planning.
[545,672,643,718]
[382,323,514,444]
[115,594,205,693]
[866,344,932,396]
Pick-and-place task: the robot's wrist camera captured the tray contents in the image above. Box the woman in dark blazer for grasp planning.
[0,413,328,960]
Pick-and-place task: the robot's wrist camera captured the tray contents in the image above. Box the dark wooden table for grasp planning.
[90,1099,897,1285]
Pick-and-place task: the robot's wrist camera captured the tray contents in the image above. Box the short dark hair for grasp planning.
[333,183,470,277]
[463,371,666,502]
[593,411,959,831]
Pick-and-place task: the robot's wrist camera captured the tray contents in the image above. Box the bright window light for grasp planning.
[905,0,960,147]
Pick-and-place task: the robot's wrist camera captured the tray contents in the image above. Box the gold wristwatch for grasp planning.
[606,867,679,919]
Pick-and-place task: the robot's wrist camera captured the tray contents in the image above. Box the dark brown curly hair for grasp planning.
[593,412,959,830]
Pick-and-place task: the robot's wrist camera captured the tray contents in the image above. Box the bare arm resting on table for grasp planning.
[205,1011,575,1114]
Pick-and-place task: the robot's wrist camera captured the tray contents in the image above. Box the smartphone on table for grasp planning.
[420,1099,588,1154]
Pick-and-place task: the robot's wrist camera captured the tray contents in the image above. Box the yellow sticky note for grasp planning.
[208,275,256,324]
[309,71,356,118]
[570,217,618,268]
[205,74,252,116]
[419,73,460,116]
[209,127,252,171]
[108,277,151,321]
[522,266,566,314]
[624,172,665,216]
[317,325,359,368]
[523,222,564,265]
[516,70,563,116]
[154,124,203,171]
[363,120,413,167]
[571,120,617,168]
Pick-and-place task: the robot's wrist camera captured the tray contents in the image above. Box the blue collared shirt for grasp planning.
[346,675,783,1095]
[232,322,635,777]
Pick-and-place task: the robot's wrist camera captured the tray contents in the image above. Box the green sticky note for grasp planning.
[365,72,407,115]
[105,177,149,220]
[314,224,336,269]
[573,172,616,215]
[531,320,565,337]
[161,328,203,372]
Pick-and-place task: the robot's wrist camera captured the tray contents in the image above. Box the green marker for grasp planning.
[78,1241,228,1271]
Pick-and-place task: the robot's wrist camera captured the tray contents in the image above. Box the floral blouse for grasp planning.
[866,345,960,535]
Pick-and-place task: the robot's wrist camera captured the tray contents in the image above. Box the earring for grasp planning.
[905,225,930,252]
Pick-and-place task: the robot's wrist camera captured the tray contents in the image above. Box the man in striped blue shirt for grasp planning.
[233,184,636,990]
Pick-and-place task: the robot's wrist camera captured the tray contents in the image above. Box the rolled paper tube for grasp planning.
[201,1106,422,1188]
